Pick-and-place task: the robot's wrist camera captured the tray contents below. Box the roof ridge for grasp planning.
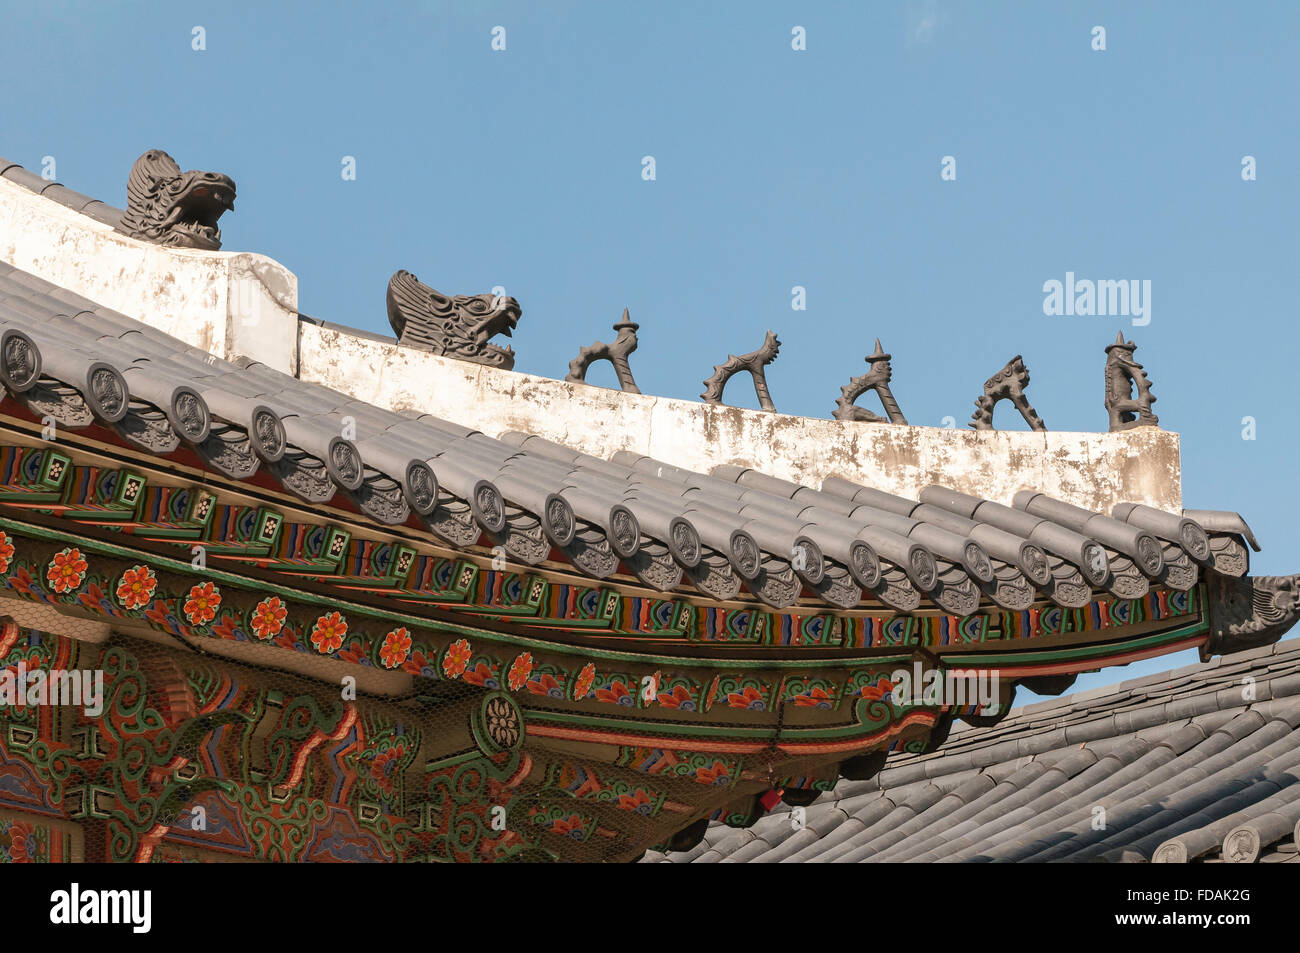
[0,155,123,228]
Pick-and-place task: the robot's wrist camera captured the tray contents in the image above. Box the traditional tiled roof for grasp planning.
[3,148,1300,864]
[0,258,1260,619]
[644,636,1300,863]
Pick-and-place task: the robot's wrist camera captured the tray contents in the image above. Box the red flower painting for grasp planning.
[46,548,87,593]
[442,639,471,678]
[115,565,157,610]
[0,532,14,574]
[250,597,287,640]
[380,627,412,669]
[572,662,596,701]
[310,611,348,654]
[507,652,533,690]
[183,582,221,625]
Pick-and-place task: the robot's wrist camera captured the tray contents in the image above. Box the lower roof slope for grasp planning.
[645,636,1300,863]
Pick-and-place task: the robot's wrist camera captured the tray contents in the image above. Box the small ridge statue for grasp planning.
[701,331,781,412]
[386,270,522,370]
[566,309,642,393]
[1104,333,1159,431]
[833,339,908,424]
[969,355,1046,431]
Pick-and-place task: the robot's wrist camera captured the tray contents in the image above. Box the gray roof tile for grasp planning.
[648,637,1300,863]
[0,252,1251,616]
[38,184,97,211]
[1,157,126,220]
[1,165,52,192]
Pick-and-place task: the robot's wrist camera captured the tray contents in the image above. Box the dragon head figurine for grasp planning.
[1203,571,1300,659]
[386,270,522,369]
[116,150,236,251]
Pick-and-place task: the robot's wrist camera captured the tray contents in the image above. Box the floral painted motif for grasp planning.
[370,744,407,796]
[860,677,896,701]
[616,789,654,815]
[462,661,499,690]
[726,685,766,711]
[250,597,288,641]
[310,611,348,654]
[2,819,39,863]
[46,548,87,594]
[507,652,534,690]
[442,639,471,678]
[337,645,367,666]
[76,582,111,615]
[657,685,697,711]
[696,762,732,787]
[183,582,221,626]
[115,565,157,610]
[525,672,565,698]
[400,649,437,678]
[595,680,634,706]
[793,686,834,709]
[212,616,240,641]
[380,627,412,669]
[573,663,596,701]
[0,532,14,574]
[545,814,587,840]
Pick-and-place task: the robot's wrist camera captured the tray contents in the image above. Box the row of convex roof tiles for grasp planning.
[0,260,1258,615]
[647,637,1300,863]
[0,158,125,229]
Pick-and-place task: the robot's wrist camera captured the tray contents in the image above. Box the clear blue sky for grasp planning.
[4,0,1298,695]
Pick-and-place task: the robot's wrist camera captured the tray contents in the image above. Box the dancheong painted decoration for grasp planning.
[0,149,1295,864]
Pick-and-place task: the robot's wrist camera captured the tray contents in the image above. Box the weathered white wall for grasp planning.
[299,323,1182,512]
[0,176,298,373]
[0,171,1183,512]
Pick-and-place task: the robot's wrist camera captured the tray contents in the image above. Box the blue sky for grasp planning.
[4,0,1298,695]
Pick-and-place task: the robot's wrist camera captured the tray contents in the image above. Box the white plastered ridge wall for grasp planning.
[299,325,1182,513]
[0,173,1182,512]
[0,175,298,374]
